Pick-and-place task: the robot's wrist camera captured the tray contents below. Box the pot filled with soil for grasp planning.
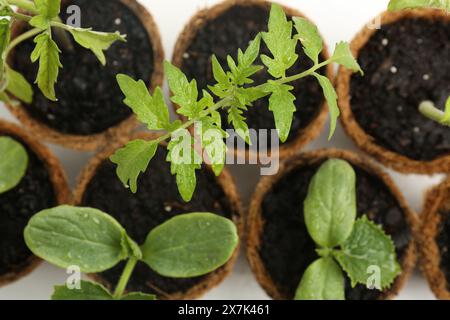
[337,9,450,174]
[247,149,418,300]
[0,120,70,287]
[419,178,450,300]
[73,133,243,300]
[7,0,164,151]
[172,0,333,159]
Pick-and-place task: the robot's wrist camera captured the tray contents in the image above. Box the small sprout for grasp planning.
[388,0,450,11]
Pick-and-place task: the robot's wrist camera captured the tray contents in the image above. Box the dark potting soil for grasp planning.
[350,18,450,161]
[180,4,326,147]
[437,211,450,289]
[12,0,154,135]
[81,147,238,297]
[0,135,56,277]
[259,161,410,300]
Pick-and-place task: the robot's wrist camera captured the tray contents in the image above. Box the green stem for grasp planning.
[274,59,331,85]
[113,257,138,299]
[419,101,450,126]
[6,0,37,14]
[2,27,41,60]
[8,11,32,22]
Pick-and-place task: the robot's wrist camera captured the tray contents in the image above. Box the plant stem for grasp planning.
[113,257,138,299]
[419,101,450,126]
[8,11,32,22]
[2,27,41,60]
[6,0,37,14]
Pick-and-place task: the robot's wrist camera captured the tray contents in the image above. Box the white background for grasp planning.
[0,0,444,300]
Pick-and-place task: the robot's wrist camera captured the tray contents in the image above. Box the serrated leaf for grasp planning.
[228,105,252,145]
[304,159,356,248]
[334,216,401,289]
[116,74,170,130]
[211,55,228,85]
[167,129,202,202]
[264,82,296,143]
[68,28,125,65]
[141,213,238,278]
[110,139,158,193]
[52,281,113,300]
[388,0,450,11]
[30,0,61,29]
[5,66,33,104]
[332,41,363,75]
[24,206,131,273]
[31,32,61,101]
[295,257,345,300]
[442,96,450,123]
[293,17,323,65]
[121,292,156,300]
[198,117,227,176]
[261,4,298,78]
[0,136,28,194]
[165,61,201,119]
[313,73,340,139]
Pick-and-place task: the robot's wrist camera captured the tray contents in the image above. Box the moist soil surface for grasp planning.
[350,17,450,161]
[81,147,237,297]
[437,211,450,290]
[13,0,154,135]
[0,134,56,277]
[180,4,326,148]
[260,161,410,300]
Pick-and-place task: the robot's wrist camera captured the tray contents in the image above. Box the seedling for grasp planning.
[0,0,125,103]
[295,159,400,300]
[110,4,363,202]
[0,136,28,193]
[388,0,450,126]
[24,205,238,300]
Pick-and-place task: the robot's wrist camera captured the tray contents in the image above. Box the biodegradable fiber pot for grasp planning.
[73,133,243,300]
[7,0,164,151]
[247,149,418,300]
[0,120,70,288]
[172,0,333,159]
[337,9,450,174]
[419,178,450,300]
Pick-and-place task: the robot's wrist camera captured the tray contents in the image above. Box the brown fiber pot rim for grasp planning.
[171,0,333,161]
[0,120,70,288]
[246,148,418,300]
[6,0,164,151]
[419,177,450,300]
[337,9,450,174]
[73,132,244,300]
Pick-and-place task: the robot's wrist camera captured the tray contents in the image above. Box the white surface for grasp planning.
[0,0,443,300]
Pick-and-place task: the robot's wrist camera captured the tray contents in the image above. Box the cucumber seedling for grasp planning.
[0,136,28,194]
[0,0,125,104]
[24,205,239,300]
[295,159,400,300]
[110,4,363,202]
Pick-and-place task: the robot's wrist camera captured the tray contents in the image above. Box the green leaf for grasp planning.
[31,32,61,101]
[293,17,323,65]
[24,205,131,273]
[442,96,450,123]
[165,61,201,119]
[261,4,298,78]
[211,55,228,85]
[68,28,126,65]
[167,129,202,202]
[110,139,158,194]
[334,216,401,289]
[388,0,450,11]
[52,281,113,300]
[313,73,340,139]
[264,82,296,143]
[0,18,10,78]
[0,136,28,194]
[141,213,238,278]
[304,159,356,248]
[228,105,252,145]
[295,257,345,300]
[116,74,170,130]
[5,66,33,104]
[121,292,157,300]
[30,0,61,29]
[331,42,363,75]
